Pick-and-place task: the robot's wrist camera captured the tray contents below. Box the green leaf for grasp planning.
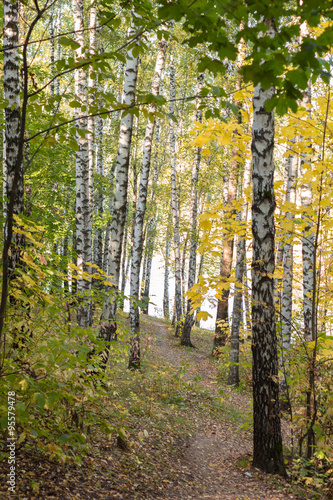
[59,37,80,51]
[58,434,71,444]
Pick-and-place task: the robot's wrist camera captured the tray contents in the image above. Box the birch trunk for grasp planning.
[300,84,315,341]
[163,219,171,319]
[94,107,104,273]
[228,158,251,386]
[3,0,24,274]
[50,6,55,97]
[142,119,162,314]
[120,214,129,309]
[169,51,182,337]
[181,73,204,346]
[251,58,285,474]
[128,37,167,369]
[56,5,61,97]
[281,147,298,370]
[99,14,141,357]
[73,0,92,327]
[88,4,96,214]
[181,236,188,317]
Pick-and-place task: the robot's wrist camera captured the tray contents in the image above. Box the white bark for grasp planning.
[281,147,298,355]
[129,37,167,368]
[141,119,162,312]
[3,0,23,254]
[163,220,171,319]
[181,73,204,346]
[228,158,251,386]
[251,22,284,473]
[99,13,141,348]
[300,83,315,341]
[73,0,92,327]
[169,51,182,337]
[88,4,96,211]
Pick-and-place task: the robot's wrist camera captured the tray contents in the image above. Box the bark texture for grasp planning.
[3,0,24,265]
[169,52,182,337]
[73,0,92,327]
[281,148,298,364]
[181,73,204,347]
[228,158,251,386]
[300,84,315,341]
[251,80,285,475]
[128,37,167,369]
[99,13,141,355]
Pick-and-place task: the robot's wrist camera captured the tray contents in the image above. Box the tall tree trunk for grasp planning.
[213,68,244,352]
[228,158,251,386]
[3,0,24,276]
[281,146,298,383]
[94,104,104,273]
[195,252,205,327]
[181,235,188,317]
[73,0,92,327]
[128,37,167,369]
[251,26,285,473]
[163,218,171,319]
[181,73,204,346]
[103,161,116,275]
[169,51,182,337]
[120,212,129,309]
[141,119,162,314]
[300,84,315,342]
[213,173,236,351]
[88,3,96,218]
[56,5,61,98]
[50,5,55,97]
[99,13,141,360]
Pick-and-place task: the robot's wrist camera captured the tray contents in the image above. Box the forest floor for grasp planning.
[0,314,314,499]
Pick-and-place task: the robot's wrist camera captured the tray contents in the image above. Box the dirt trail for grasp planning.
[146,316,298,500]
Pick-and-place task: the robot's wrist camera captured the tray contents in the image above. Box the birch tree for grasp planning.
[128,37,167,369]
[300,84,315,342]
[281,147,298,372]
[169,51,182,337]
[73,0,92,327]
[99,13,141,357]
[3,0,23,253]
[251,21,285,474]
[228,158,251,386]
[141,119,162,313]
[181,73,204,347]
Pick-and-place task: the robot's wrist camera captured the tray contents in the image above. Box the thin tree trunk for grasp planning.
[181,73,203,346]
[120,214,129,309]
[3,0,24,276]
[281,146,298,383]
[251,22,285,473]
[73,0,92,327]
[195,252,205,327]
[99,13,141,361]
[181,235,188,317]
[163,218,171,319]
[213,172,236,351]
[88,3,96,217]
[300,83,315,341]
[141,119,162,314]
[169,51,182,337]
[94,103,104,273]
[228,158,251,386]
[213,111,241,351]
[128,37,167,369]
[56,5,61,97]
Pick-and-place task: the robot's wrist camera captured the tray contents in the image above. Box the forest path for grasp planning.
[144,315,297,500]
[0,315,301,500]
